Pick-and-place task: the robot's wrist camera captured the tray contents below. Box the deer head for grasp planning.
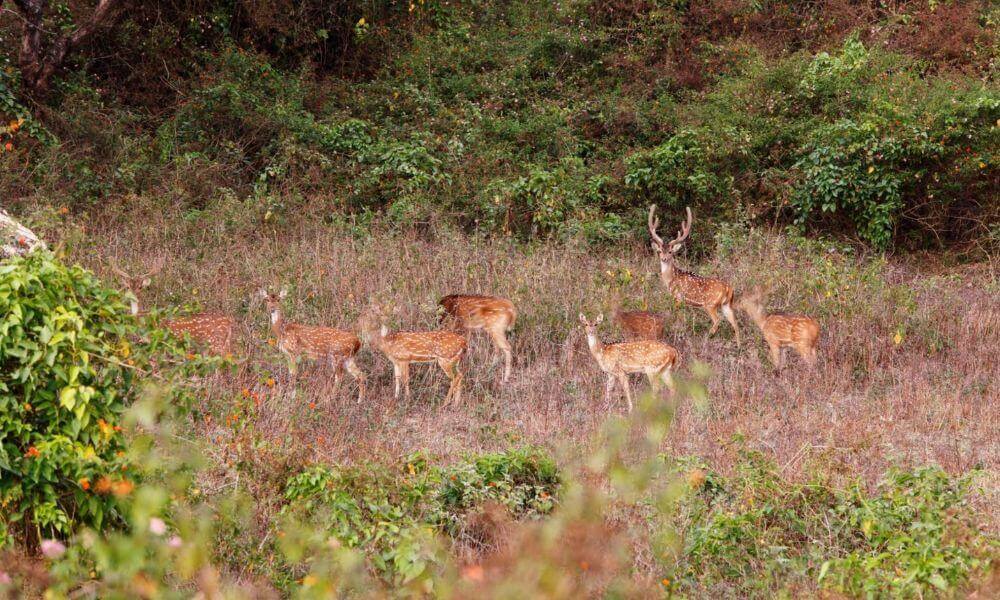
[736,286,768,321]
[110,255,165,315]
[578,312,604,338]
[257,288,288,324]
[648,205,692,273]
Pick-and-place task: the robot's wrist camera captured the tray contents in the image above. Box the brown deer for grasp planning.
[258,289,366,402]
[360,305,467,407]
[578,313,679,412]
[648,205,741,345]
[111,257,235,356]
[438,294,517,383]
[609,291,665,341]
[737,287,820,370]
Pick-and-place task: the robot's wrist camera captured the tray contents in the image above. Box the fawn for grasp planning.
[438,294,517,383]
[737,287,820,370]
[578,313,679,412]
[111,257,235,356]
[609,291,665,341]
[360,305,467,407]
[258,289,366,402]
[648,205,741,344]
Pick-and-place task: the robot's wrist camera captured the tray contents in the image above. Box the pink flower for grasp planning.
[40,539,66,559]
[0,571,12,585]
[149,517,167,536]
[167,536,183,549]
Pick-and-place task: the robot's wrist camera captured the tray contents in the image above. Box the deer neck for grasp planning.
[744,304,768,331]
[585,330,604,359]
[129,298,140,317]
[269,307,286,338]
[659,259,678,287]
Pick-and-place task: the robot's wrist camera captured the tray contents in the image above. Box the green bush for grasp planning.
[0,252,208,546]
[624,130,730,210]
[281,448,559,586]
[674,451,996,597]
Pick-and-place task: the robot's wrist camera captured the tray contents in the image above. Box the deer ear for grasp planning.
[140,278,151,288]
[595,313,604,324]
[578,313,587,324]
[256,289,268,300]
[278,288,289,299]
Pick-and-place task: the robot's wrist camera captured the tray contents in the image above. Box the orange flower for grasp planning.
[241,388,250,398]
[266,378,275,387]
[186,353,196,360]
[267,338,276,346]
[58,206,69,215]
[25,446,40,458]
[79,478,91,490]
[23,402,31,411]
[112,479,134,497]
[95,476,113,494]
[3,142,12,152]
[113,425,122,432]
[308,402,316,410]
[98,419,112,436]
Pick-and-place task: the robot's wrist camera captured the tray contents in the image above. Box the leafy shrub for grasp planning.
[0,252,213,547]
[674,450,996,597]
[281,448,559,585]
[624,130,730,210]
[481,157,621,241]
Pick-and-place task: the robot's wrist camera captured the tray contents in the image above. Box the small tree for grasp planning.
[5,0,127,97]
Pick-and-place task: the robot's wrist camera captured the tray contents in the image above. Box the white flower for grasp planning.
[167,536,183,549]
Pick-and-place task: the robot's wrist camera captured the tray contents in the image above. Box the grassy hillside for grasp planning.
[1,1,998,597]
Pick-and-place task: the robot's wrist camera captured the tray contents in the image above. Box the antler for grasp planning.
[108,255,131,281]
[144,255,166,279]
[647,205,664,250]
[668,206,693,252]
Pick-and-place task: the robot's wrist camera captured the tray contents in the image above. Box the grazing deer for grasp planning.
[360,305,467,407]
[578,313,678,412]
[609,291,665,341]
[111,257,235,356]
[438,294,517,383]
[258,289,366,402]
[737,287,820,370]
[648,205,741,345]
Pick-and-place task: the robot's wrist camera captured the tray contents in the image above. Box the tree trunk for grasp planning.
[0,209,46,258]
[10,0,126,97]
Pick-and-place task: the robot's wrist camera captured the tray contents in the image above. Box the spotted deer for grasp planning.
[111,257,235,356]
[737,287,820,370]
[258,289,366,402]
[609,291,665,341]
[438,294,516,383]
[648,205,741,344]
[578,313,678,412]
[360,305,467,407]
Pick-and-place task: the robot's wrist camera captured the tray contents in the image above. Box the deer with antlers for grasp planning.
[258,289,366,402]
[360,305,467,407]
[578,313,678,412]
[609,291,665,341]
[737,287,820,371]
[648,205,741,345]
[111,257,235,356]
[438,294,517,383]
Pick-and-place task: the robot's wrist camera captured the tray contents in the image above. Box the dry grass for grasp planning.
[39,196,1000,555]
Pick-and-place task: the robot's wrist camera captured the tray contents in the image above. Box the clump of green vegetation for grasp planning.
[672,450,996,597]
[0,252,211,547]
[280,448,558,586]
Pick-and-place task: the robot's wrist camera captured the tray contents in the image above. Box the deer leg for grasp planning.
[344,357,367,403]
[617,372,633,412]
[392,361,403,400]
[439,359,462,407]
[705,306,721,336]
[604,373,616,407]
[402,362,412,403]
[660,367,675,395]
[722,303,741,345]
[488,327,513,384]
[768,342,782,372]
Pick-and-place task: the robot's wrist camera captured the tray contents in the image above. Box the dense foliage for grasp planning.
[1,1,996,250]
[0,252,210,548]
[673,451,996,597]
